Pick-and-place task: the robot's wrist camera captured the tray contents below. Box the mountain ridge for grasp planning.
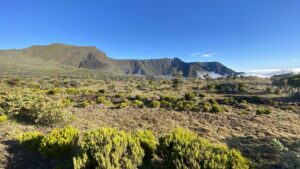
[0,43,236,78]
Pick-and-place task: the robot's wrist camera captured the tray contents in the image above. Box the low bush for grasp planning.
[17,131,44,151]
[40,126,79,158]
[132,100,144,108]
[200,102,212,112]
[184,92,196,101]
[150,100,160,108]
[78,100,91,107]
[275,88,281,95]
[66,88,79,94]
[211,103,224,113]
[97,89,106,94]
[118,102,128,109]
[73,128,144,169]
[256,108,272,115]
[47,88,64,95]
[266,86,272,93]
[2,92,71,125]
[0,114,7,123]
[198,93,206,98]
[215,82,246,94]
[160,95,177,103]
[96,96,112,106]
[175,101,195,111]
[6,77,22,86]
[157,128,251,169]
[160,100,173,109]
[134,130,158,161]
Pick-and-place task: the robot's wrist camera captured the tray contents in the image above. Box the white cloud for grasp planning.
[245,68,300,77]
[190,52,218,58]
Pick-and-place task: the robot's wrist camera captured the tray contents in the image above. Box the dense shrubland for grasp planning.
[17,126,251,169]
[0,75,299,169]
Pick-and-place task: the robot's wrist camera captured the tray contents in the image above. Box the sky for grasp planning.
[0,0,300,71]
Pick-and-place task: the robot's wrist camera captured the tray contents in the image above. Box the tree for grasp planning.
[287,75,300,95]
[271,76,288,91]
[203,74,211,90]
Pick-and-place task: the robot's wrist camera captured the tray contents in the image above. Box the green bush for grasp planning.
[184,92,196,101]
[73,128,144,169]
[157,128,251,169]
[66,88,79,94]
[132,100,144,108]
[256,108,272,115]
[198,93,206,98]
[118,102,128,109]
[275,88,281,95]
[134,130,158,161]
[160,100,173,109]
[2,92,71,125]
[150,100,160,108]
[266,87,272,93]
[47,88,64,95]
[211,103,224,113]
[78,100,91,107]
[160,95,177,103]
[6,77,22,86]
[200,102,212,112]
[0,114,7,123]
[97,89,106,94]
[215,82,246,94]
[40,126,79,158]
[17,131,44,151]
[175,101,195,111]
[96,96,112,106]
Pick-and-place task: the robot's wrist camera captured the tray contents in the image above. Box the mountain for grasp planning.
[0,43,236,78]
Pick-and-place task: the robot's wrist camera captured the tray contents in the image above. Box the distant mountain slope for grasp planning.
[0,43,236,77]
[115,57,235,77]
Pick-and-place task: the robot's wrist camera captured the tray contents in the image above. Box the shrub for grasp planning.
[47,88,64,95]
[78,100,91,107]
[184,92,196,101]
[132,100,144,108]
[97,89,106,94]
[66,88,79,94]
[215,82,246,94]
[39,126,79,158]
[3,93,71,125]
[96,96,112,106]
[160,95,177,103]
[150,100,160,108]
[200,102,212,112]
[6,77,22,86]
[134,130,158,161]
[17,131,44,151]
[73,128,144,169]
[266,87,272,93]
[275,88,281,95]
[0,114,7,123]
[157,128,251,169]
[135,94,147,101]
[118,102,128,109]
[175,101,195,111]
[198,93,206,98]
[211,103,224,113]
[160,100,173,109]
[256,108,272,115]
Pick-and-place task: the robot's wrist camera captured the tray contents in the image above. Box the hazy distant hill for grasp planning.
[0,43,236,77]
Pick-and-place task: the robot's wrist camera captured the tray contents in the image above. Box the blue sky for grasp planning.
[0,0,300,71]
